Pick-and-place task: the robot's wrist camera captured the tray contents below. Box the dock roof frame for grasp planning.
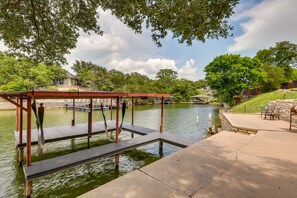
[0,91,171,99]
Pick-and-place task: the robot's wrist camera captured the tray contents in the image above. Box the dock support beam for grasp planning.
[115,154,120,168]
[87,99,93,149]
[110,98,113,120]
[17,148,24,166]
[25,97,32,197]
[20,98,23,144]
[72,99,75,126]
[17,98,24,166]
[160,97,164,133]
[116,97,120,144]
[16,97,19,131]
[25,180,32,197]
[159,97,164,155]
[26,97,32,166]
[131,97,134,138]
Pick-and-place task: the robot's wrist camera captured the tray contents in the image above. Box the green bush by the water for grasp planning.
[231,90,297,113]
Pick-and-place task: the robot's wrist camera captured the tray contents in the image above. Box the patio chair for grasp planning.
[261,102,280,120]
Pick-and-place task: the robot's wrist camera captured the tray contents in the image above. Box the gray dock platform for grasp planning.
[15,120,117,147]
[15,121,159,147]
[23,132,196,181]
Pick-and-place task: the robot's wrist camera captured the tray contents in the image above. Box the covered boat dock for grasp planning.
[0,91,196,197]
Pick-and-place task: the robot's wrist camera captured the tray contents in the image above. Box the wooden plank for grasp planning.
[15,121,118,147]
[122,124,158,135]
[23,133,161,181]
[15,121,195,149]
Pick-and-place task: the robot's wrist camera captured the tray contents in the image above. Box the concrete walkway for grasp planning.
[80,115,297,198]
[223,113,297,132]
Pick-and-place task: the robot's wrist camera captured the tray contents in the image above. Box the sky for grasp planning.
[1,0,297,81]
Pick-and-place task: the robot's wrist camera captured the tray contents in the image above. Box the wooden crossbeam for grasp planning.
[1,96,28,111]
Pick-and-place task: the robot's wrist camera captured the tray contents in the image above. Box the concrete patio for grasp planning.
[80,114,297,198]
[223,113,297,132]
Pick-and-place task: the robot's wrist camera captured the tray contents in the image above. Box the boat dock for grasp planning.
[0,91,198,197]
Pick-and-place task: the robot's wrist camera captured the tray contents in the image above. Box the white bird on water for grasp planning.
[208,113,212,121]
[196,115,199,123]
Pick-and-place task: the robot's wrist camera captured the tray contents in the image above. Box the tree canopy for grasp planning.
[205,54,266,105]
[0,0,239,64]
[255,41,297,80]
[71,61,203,101]
[0,52,65,91]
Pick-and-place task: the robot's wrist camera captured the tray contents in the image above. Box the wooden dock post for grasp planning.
[25,180,32,197]
[115,154,120,168]
[115,97,120,167]
[131,97,134,138]
[18,148,24,166]
[87,99,93,149]
[26,96,32,166]
[18,98,24,166]
[16,97,19,131]
[25,96,32,197]
[116,97,120,144]
[72,99,75,126]
[20,98,23,144]
[110,98,113,120]
[159,97,164,154]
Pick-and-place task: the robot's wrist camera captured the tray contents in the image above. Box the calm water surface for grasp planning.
[0,103,220,197]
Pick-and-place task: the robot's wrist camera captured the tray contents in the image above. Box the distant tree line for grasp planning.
[72,60,206,102]
[0,52,206,102]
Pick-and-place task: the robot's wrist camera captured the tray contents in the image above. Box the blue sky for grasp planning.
[1,0,296,81]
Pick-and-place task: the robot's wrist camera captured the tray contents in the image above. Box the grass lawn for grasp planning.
[231,90,297,113]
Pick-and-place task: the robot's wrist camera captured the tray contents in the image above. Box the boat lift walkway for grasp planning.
[14,120,158,147]
[23,131,196,181]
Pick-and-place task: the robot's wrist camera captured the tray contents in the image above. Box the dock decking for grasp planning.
[15,120,116,147]
[14,121,159,147]
[23,130,196,181]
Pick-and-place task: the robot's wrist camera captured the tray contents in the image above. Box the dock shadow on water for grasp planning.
[0,103,220,197]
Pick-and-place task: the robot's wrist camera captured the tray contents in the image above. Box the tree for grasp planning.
[255,41,297,80]
[155,69,178,92]
[125,72,152,93]
[108,69,126,90]
[0,0,239,64]
[0,52,64,91]
[194,79,207,89]
[205,54,266,105]
[172,79,200,102]
[71,60,110,90]
[260,64,286,92]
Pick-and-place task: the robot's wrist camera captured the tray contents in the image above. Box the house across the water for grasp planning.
[53,71,78,87]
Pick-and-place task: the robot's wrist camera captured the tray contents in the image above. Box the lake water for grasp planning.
[0,103,220,197]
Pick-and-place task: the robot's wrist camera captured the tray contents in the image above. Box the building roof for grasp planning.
[191,94,210,98]
[65,71,78,79]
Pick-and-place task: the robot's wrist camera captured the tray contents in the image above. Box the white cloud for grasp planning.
[228,0,297,52]
[64,9,159,71]
[107,58,199,81]
[178,59,198,81]
[108,58,177,79]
